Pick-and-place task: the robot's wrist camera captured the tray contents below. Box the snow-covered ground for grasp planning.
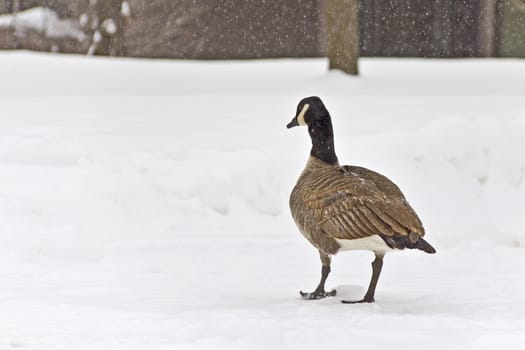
[1,52,524,349]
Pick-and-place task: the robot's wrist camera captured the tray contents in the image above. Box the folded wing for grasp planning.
[308,166,425,241]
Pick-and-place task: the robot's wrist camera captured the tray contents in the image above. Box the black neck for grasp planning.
[308,118,338,165]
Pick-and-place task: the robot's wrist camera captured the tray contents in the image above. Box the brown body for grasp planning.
[290,156,426,256]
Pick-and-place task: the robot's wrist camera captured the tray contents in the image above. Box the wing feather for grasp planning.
[366,203,409,236]
[310,165,425,241]
[351,208,379,236]
[346,210,372,238]
[357,205,395,236]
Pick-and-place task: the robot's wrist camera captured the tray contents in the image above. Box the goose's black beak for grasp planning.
[287,118,299,129]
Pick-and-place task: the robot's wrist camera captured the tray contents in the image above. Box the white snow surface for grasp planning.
[0,7,85,41]
[1,52,524,349]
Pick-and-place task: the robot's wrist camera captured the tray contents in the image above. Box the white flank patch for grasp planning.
[297,103,309,126]
[335,235,394,253]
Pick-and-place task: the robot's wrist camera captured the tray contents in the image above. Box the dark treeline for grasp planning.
[0,0,523,58]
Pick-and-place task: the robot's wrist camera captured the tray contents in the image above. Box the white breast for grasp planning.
[335,235,394,253]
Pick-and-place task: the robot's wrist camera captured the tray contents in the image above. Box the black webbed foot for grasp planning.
[341,296,374,304]
[300,289,337,300]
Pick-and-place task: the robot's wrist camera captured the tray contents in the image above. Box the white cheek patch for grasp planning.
[297,103,309,126]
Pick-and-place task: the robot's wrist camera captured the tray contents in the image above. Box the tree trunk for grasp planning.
[326,0,359,75]
[479,0,497,57]
[11,0,20,48]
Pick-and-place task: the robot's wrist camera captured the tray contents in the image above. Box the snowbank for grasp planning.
[3,53,522,247]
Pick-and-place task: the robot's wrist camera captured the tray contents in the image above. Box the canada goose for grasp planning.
[287,96,435,303]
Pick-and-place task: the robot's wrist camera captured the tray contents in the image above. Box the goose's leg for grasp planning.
[300,252,337,300]
[342,252,384,304]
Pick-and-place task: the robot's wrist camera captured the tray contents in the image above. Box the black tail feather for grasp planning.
[415,237,436,254]
[380,234,436,254]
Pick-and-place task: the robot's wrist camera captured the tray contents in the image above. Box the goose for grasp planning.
[287,96,435,303]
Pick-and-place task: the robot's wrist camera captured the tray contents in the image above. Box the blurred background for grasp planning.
[1,0,524,65]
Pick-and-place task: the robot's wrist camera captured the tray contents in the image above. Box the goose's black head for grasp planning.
[287,96,338,165]
[286,96,330,129]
